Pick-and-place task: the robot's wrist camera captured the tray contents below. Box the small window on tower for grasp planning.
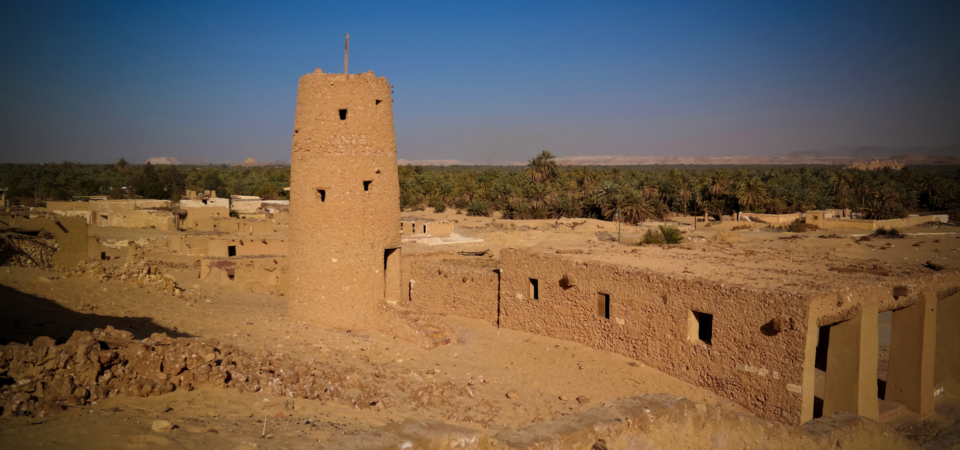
[317,189,326,202]
[339,109,348,120]
[376,99,382,105]
[363,180,372,191]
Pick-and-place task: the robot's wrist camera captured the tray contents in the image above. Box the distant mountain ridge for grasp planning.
[143,157,289,166]
[398,153,960,166]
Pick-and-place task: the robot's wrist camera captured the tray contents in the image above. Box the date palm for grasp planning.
[525,150,558,184]
[734,176,769,212]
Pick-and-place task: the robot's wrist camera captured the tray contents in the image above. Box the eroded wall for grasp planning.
[409,259,499,324]
[208,238,288,257]
[0,216,88,267]
[200,256,287,294]
[182,206,230,230]
[46,200,171,212]
[498,248,812,425]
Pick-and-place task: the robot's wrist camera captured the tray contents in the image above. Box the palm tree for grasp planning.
[677,184,692,214]
[620,189,651,225]
[525,150,558,184]
[591,180,624,220]
[869,186,902,219]
[734,176,769,212]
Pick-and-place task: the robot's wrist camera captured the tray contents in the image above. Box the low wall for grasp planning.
[50,210,94,225]
[208,238,288,257]
[742,213,801,224]
[0,216,88,267]
[230,199,262,213]
[499,248,812,425]
[46,200,171,212]
[169,234,226,256]
[230,199,289,213]
[202,218,275,234]
[182,206,230,230]
[200,255,286,294]
[401,220,455,236]
[180,198,229,208]
[100,210,176,230]
[816,215,942,231]
[409,259,500,324]
[236,220,276,235]
[51,209,175,230]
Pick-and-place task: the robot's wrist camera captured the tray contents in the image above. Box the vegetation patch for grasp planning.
[785,220,806,233]
[640,225,684,245]
[872,227,905,239]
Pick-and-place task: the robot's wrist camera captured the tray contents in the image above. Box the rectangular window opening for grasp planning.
[597,293,610,319]
[422,225,427,234]
[363,180,372,191]
[317,189,326,202]
[228,246,236,257]
[690,311,713,345]
[375,99,382,105]
[339,109,348,120]
[529,278,539,300]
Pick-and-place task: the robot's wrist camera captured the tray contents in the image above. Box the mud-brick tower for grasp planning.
[289,68,401,331]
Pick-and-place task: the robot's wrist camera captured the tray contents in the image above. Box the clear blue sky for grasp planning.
[1,1,958,164]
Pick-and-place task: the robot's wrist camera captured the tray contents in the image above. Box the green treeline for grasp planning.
[0,159,290,203]
[399,151,960,222]
[2,152,958,222]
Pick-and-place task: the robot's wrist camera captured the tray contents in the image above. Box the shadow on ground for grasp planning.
[0,284,187,345]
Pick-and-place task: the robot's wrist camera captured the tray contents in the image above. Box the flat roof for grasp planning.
[511,240,938,294]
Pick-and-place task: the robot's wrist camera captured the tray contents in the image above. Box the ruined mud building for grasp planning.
[407,243,959,426]
[275,58,957,428]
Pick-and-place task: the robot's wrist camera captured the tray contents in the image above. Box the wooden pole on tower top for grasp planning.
[344,34,349,74]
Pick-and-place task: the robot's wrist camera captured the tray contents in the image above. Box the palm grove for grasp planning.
[398,151,959,223]
[1,152,957,223]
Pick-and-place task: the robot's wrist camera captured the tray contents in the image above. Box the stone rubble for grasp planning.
[0,327,500,427]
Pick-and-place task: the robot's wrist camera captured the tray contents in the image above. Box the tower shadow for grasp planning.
[0,284,188,345]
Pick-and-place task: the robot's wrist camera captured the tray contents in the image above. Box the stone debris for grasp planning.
[151,420,174,433]
[506,390,519,400]
[0,231,58,268]
[0,327,499,426]
[595,231,617,243]
[58,259,204,301]
[576,395,590,405]
[709,231,746,243]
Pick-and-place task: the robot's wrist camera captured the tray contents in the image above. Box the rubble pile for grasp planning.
[0,327,499,425]
[61,259,202,301]
[0,231,58,268]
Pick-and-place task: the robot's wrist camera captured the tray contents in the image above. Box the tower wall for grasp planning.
[289,69,401,331]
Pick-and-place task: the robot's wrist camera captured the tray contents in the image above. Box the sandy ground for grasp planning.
[2,213,959,448]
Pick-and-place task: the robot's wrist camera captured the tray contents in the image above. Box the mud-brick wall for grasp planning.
[100,210,176,230]
[208,238,288,257]
[498,248,812,425]
[422,222,454,236]
[200,256,286,294]
[408,260,499,324]
[0,216,88,267]
[182,206,230,230]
